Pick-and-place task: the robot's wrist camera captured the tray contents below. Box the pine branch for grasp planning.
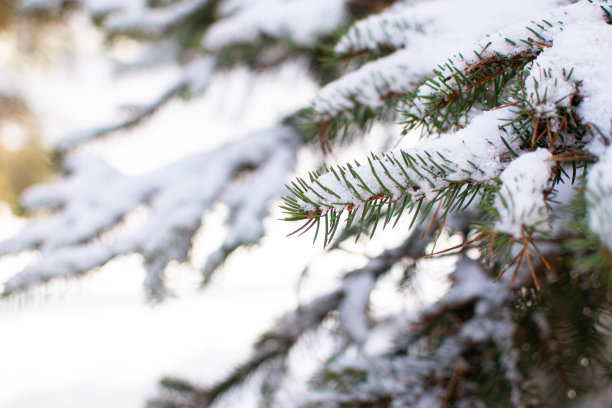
[282,108,518,245]
[307,0,565,139]
[402,20,556,134]
[103,0,218,40]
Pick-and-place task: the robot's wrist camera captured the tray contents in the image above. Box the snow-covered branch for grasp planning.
[1,127,300,298]
[310,0,561,123]
[494,149,554,239]
[283,108,518,243]
[150,227,431,407]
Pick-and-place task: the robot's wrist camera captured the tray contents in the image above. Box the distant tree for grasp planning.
[2,0,612,407]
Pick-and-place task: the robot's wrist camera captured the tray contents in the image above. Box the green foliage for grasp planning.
[281,3,612,404]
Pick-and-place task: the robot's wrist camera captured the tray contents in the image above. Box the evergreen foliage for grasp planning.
[2,0,612,407]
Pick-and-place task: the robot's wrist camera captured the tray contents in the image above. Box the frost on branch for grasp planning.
[310,0,561,123]
[494,149,554,239]
[1,127,300,298]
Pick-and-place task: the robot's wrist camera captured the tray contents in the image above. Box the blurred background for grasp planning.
[0,2,451,406]
[0,5,320,407]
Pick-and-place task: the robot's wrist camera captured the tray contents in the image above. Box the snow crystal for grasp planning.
[494,149,553,238]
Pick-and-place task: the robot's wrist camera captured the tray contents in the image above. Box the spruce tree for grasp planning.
[2,0,612,407]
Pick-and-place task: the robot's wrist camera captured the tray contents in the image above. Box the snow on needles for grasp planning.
[523,0,612,137]
[494,149,554,239]
[300,107,516,213]
[311,0,562,120]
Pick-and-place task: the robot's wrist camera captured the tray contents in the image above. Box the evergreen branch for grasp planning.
[283,108,518,244]
[306,0,570,141]
[402,19,556,134]
[103,0,219,40]
[202,0,346,52]
[333,2,422,59]
[310,47,420,123]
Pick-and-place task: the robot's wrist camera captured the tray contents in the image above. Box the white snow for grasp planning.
[311,0,563,119]
[301,107,517,212]
[339,271,375,345]
[184,56,215,94]
[104,0,212,35]
[494,149,554,238]
[586,145,612,251]
[523,0,612,136]
[203,0,346,50]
